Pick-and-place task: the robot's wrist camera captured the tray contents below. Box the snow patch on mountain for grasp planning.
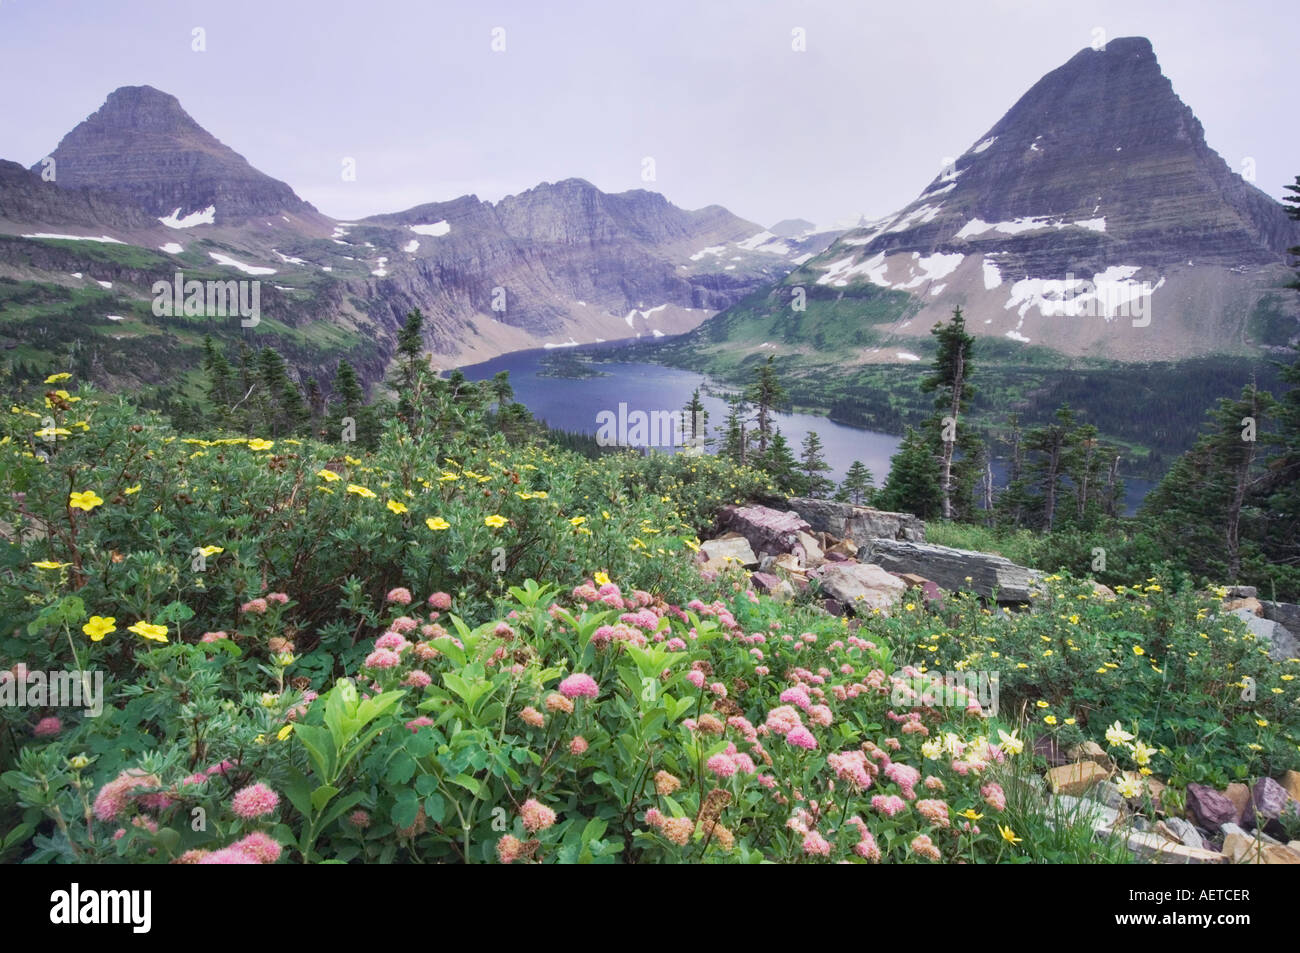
[159,205,215,229]
[208,252,276,276]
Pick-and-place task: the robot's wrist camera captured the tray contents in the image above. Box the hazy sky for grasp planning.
[1,0,1295,227]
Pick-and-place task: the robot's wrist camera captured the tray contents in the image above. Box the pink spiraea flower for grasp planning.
[557,673,598,699]
[386,587,413,605]
[520,798,557,833]
[230,783,279,819]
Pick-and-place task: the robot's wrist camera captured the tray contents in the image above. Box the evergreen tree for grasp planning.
[1023,404,1077,531]
[682,388,710,453]
[878,426,943,518]
[393,309,429,430]
[921,307,978,519]
[757,430,800,494]
[797,430,835,498]
[721,394,750,467]
[1142,383,1277,583]
[837,460,874,505]
[747,356,785,456]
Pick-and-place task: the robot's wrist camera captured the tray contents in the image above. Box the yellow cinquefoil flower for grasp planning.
[83,616,116,641]
[426,517,451,531]
[44,373,72,383]
[386,500,409,514]
[317,469,341,482]
[69,490,103,511]
[247,438,274,451]
[127,621,168,643]
[484,515,507,528]
[346,484,376,498]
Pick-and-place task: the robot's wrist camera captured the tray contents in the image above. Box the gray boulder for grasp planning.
[1228,608,1300,662]
[717,504,811,558]
[862,539,1039,602]
[698,534,757,570]
[785,498,925,546]
[809,562,906,613]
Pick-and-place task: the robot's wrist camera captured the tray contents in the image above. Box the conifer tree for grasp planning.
[747,356,785,456]
[798,430,835,498]
[921,307,978,519]
[758,430,800,494]
[878,426,943,518]
[837,460,874,505]
[682,388,710,452]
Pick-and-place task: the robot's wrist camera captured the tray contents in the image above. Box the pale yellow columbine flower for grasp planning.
[426,517,451,531]
[127,621,168,643]
[997,729,1023,756]
[1132,739,1156,766]
[69,490,103,511]
[247,438,274,451]
[386,500,409,515]
[1105,721,1134,747]
[484,514,507,528]
[921,739,943,760]
[1115,775,1144,799]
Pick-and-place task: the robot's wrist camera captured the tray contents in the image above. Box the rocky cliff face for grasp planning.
[32,85,317,225]
[0,160,158,231]
[750,37,1300,362]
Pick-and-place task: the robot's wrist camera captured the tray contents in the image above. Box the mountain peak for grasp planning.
[35,86,315,224]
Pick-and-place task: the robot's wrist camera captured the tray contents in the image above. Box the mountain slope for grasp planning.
[677,36,1299,367]
[32,85,319,226]
[0,87,825,392]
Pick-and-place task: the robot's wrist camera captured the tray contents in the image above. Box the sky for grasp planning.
[0,0,1295,228]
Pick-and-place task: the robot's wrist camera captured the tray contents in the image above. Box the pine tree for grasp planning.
[878,426,943,518]
[921,307,977,520]
[393,309,429,429]
[1142,383,1277,583]
[797,430,834,498]
[747,356,785,456]
[1023,404,1078,531]
[682,388,710,453]
[721,394,750,466]
[837,460,874,505]
[758,430,800,493]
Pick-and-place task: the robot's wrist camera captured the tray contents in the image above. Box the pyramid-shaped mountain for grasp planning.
[757,36,1300,362]
[32,85,317,225]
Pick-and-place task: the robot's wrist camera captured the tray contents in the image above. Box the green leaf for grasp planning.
[311,784,340,813]
[282,768,313,818]
[449,773,482,797]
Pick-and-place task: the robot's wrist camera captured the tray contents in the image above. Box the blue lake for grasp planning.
[458,343,1151,514]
